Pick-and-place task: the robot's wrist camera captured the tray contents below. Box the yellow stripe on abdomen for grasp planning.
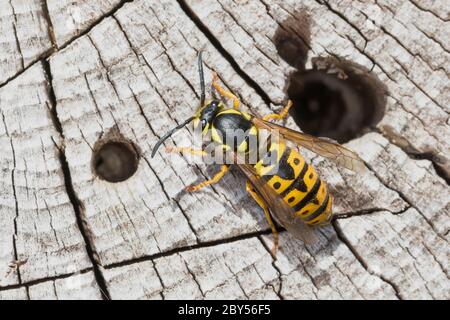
[275,147,333,225]
[308,195,333,226]
[254,145,334,226]
[297,181,333,225]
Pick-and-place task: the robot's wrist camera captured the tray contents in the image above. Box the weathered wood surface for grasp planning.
[0,0,448,300]
[0,62,92,287]
[0,0,53,85]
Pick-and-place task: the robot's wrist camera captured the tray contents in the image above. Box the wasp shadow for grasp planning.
[171,163,272,231]
[262,223,356,291]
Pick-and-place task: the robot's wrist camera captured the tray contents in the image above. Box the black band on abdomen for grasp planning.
[305,193,330,222]
[293,179,321,212]
[279,161,309,197]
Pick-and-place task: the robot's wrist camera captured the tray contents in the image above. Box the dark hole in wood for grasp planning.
[287,57,387,143]
[93,141,139,183]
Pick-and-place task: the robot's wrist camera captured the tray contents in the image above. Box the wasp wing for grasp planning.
[252,117,366,173]
[236,162,318,244]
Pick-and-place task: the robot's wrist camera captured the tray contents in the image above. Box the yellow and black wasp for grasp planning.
[151,53,365,254]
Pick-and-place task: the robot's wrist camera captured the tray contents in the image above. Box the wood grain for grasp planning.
[0,0,448,299]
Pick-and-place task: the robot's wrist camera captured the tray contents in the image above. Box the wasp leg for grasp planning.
[186,165,229,192]
[212,71,240,110]
[165,146,207,157]
[263,100,293,122]
[245,181,279,257]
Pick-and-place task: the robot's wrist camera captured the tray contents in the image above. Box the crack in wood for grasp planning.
[177,0,272,106]
[318,0,369,47]
[408,0,449,22]
[0,267,93,293]
[257,237,283,300]
[182,258,205,297]
[9,0,24,70]
[217,0,280,68]
[105,229,273,270]
[151,260,166,300]
[173,198,200,243]
[52,117,112,301]
[1,0,447,299]
[0,0,135,89]
[1,111,22,285]
[54,0,135,49]
[388,220,435,298]
[321,1,448,112]
[363,159,448,240]
[41,60,111,300]
[332,220,402,299]
[334,206,412,220]
[40,0,58,49]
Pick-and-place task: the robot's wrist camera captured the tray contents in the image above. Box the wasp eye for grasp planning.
[201,119,207,129]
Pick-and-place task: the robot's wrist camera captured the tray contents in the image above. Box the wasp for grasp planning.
[151,53,365,255]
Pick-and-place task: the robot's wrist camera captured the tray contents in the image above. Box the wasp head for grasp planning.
[193,100,222,135]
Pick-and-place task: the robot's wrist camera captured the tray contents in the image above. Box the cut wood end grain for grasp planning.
[0,0,448,300]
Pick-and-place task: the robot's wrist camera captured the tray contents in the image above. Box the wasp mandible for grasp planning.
[152,52,365,255]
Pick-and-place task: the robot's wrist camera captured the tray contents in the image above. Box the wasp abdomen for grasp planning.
[254,142,333,226]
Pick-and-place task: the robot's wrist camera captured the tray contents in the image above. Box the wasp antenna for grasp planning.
[151,117,195,158]
[198,51,206,107]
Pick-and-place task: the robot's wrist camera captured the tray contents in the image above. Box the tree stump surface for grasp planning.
[0,0,448,300]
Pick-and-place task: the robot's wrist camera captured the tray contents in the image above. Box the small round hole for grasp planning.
[93,141,139,183]
[287,57,387,143]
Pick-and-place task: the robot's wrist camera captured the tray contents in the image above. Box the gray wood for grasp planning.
[46,0,123,47]
[0,0,448,300]
[0,0,54,85]
[0,62,92,288]
[28,271,102,300]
